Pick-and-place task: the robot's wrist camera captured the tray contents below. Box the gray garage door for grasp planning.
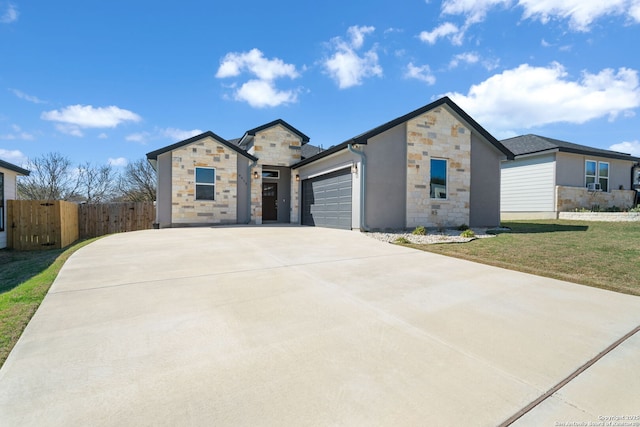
[302,168,352,229]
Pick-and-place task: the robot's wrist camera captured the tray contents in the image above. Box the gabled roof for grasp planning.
[243,119,310,143]
[146,131,258,162]
[0,159,30,175]
[293,96,513,169]
[501,134,640,162]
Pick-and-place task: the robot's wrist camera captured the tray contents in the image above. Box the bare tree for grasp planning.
[118,158,157,201]
[75,162,117,203]
[17,152,77,200]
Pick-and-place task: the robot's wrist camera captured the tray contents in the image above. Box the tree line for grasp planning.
[17,152,156,203]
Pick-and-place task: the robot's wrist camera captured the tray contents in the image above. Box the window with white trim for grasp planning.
[430,158,447,199]
[195,167,215,200]
[585,160,609,192]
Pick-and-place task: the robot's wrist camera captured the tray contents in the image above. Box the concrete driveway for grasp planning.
[1,226,639,426]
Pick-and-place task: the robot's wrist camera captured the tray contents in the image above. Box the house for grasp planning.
[147,96,513,230]
[0,159,30,249]
[500,134,640,219]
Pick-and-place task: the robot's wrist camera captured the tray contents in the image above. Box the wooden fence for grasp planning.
[78,202,155,239]
[7,200,79,250]
[7,201,155,250]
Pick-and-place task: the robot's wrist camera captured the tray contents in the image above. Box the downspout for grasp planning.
[247,159,257,224]
[347,143,369,231]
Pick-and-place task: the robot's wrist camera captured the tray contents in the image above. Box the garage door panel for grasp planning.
[302,168,353,230]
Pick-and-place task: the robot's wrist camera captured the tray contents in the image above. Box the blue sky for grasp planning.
[2,0,640,170]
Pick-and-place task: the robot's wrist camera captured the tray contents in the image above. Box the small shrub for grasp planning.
[412,226,426,235]
[460,229,476,238]
[457,224,469,231]
[630,205,640,213]
[394,237,411,244]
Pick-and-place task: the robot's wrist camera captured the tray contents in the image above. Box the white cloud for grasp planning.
[445,63,640,135]
[126,128,203,144]
[440,0,640,32]
[0,149,27,165]
[107,157,128,167]
[98,133,108,139]
[161,127,203,141]
[449,52,480,68]
[9,89,46,104]
[609,140,640,156]
[405,63,436,85]
[323,25,383,89]
[419,22,463,45]
[55,124,83,137]
[0,124,34,140]
[215,48,300,108]
[42,105,141,128]
[0,3,18,24]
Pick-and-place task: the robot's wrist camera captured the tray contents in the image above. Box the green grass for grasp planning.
[0,239,99,367]
[409,220,640,296]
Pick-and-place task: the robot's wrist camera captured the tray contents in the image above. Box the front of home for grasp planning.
[500,134,640,219]
[147,97,513,230]
[0,159,30,249]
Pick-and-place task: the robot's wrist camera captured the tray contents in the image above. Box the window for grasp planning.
[262,170,279,179]
[585,160,609,192]
[430,159,447,199]
[195,167,215,200]
[0,172,4,231]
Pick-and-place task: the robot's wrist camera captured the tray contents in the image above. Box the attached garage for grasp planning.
[301,168,352,229]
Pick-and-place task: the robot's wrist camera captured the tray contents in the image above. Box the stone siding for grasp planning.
[171,137,238,225]
[290,176,299,224]
[556,186,636,212]
[558,212,640,221]
[251,124,303,167]
[405,107,471,228]
[250,164,262,224]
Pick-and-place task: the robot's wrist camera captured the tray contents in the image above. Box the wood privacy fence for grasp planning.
[78,202,155,239]
[7,201,155,250]
[7,200,79,250]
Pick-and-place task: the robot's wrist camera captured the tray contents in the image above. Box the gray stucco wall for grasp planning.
[556,152,635,190]
[469,134,503,227]
[364,124,407,229]
[156,152,172,228]
[237,156,250,224]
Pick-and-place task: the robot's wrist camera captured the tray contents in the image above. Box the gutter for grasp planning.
[347,143,369,231]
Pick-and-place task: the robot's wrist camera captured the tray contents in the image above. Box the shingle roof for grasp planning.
[293,96,513,169]
[0,159,30,175]
[501,134,640,162]
[146,131,258,162]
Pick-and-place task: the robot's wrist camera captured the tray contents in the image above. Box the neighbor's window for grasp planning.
[430,159,447,199]
[195,167,215,200]
[585,160,609,192]
[599,162,609,192]
[0,172,4,231]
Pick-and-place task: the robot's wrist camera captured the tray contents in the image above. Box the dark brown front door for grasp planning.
[262,182,278,221]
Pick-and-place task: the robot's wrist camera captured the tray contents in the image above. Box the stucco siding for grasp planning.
[156,152,172,228]
[469,134,502,227]
[556,152,635,191]
[405,106,471,228]
[171,137,239,225]
[501,154,556,212]
[1,168,19,249]
[236,156,250,224]
[364,124,407,229]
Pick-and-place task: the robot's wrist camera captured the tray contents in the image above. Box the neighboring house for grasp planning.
[500,134,640,219]
[147,97,513,230]
[0,159,30,249]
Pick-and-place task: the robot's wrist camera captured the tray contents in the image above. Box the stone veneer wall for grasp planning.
[290,177,299,224]
[406,107,471,228]
[250,164,262,225]
[556,186,636,212]
[171,138,238,225]
[559,212,640,221]
[252,124,303,167]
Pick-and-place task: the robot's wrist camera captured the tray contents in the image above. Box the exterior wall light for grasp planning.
[296,174,300,181]
[253,171,259,179]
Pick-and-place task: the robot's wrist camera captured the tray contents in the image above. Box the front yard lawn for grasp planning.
[414,220,640,296]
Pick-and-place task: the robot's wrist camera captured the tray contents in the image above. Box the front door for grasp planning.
[262,182,278,221]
